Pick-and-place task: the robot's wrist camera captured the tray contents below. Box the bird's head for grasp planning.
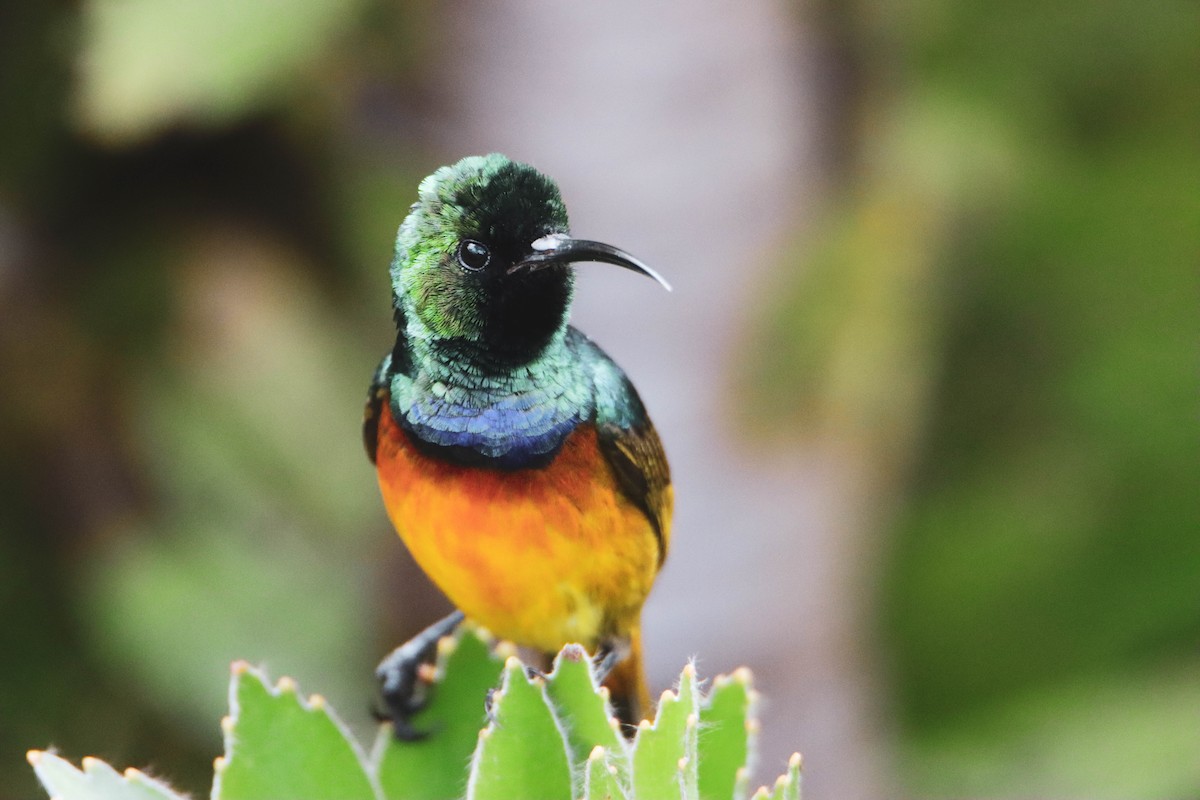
[391,154,668,360]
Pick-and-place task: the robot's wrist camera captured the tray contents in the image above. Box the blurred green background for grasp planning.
[1,1,1196,799]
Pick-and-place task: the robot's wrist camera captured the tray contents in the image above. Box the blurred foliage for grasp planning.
[76,0,369,142]
[0,1,434,796]
[746,0,1200,795]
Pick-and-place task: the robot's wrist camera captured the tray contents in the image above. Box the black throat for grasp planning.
[478,267,572,366]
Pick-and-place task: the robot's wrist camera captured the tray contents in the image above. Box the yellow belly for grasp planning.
[375,404,660,652]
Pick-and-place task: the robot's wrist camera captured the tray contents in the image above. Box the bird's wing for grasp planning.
[572,327,673,564]
[596,416,673,565]
[363,353,392,464]
[366,306,416,464]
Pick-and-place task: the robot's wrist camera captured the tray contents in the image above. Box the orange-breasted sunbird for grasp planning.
[364,154,672,737]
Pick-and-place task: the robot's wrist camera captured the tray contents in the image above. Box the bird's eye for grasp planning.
[457,240,490,271]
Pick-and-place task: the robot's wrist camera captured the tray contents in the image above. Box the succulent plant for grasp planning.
[29,627,802,800]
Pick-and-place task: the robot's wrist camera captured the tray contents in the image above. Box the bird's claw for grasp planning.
[591,644,622,684]
[375,643,436,740]
[484,687,498,725]
[371,699,430,742]
[374,610,466,741]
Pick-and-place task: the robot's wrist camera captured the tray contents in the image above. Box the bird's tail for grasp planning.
[602,627,652,730]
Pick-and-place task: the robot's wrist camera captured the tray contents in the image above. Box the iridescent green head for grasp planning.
[391,154,669,360]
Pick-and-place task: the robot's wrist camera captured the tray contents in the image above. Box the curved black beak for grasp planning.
[508,233,672,291]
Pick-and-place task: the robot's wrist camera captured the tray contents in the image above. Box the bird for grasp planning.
[364,154,673,738]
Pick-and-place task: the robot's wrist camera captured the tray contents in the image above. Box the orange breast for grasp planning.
[375,402,659,651]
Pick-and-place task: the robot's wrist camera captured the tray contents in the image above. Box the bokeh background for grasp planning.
[1,1,1197,798]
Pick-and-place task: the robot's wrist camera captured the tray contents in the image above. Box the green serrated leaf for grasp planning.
[466,658,573,800]
[28,751,185,800]
[213,663,378,800]
[583,746,629,800]
[698,668,755,800]
[544,644,631,789]
[750,754,802,800]
[372,628,506,800]
[632,662,700,800]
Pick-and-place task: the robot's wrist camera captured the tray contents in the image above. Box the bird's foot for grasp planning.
[375,610,465,741]
[478,661,549,727]
[591,639,628,684]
